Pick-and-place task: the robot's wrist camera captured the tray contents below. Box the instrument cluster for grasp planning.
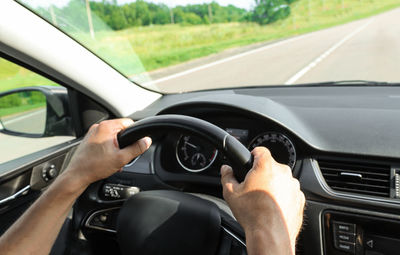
[174,128,297,174]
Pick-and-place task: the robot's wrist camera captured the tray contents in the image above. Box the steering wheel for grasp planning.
[116,114,253,255]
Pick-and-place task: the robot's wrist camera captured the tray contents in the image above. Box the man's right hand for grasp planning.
[221,147,305,255]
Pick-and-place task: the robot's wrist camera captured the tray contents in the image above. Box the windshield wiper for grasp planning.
[297,80,400,87]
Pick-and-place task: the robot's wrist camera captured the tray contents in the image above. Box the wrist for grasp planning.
[55,169,90,197]
[242,204,295,255]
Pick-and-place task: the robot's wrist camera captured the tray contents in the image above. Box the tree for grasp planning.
[82,1,252,30]
[253,0,291,25]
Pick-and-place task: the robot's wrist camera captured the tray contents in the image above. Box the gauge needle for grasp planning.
[185,141,199,150]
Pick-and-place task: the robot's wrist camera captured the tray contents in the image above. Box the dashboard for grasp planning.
[77,86,400,255]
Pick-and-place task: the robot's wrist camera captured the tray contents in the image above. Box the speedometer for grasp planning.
[249,132,296,169]
[176,135,218,172]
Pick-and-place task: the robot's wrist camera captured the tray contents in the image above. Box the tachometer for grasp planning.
[176,135,218,172]
[249,132,296,169]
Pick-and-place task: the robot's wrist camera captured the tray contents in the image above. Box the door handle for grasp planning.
[0,185,30,205]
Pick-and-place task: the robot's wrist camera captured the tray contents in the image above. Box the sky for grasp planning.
[26,0,255,10]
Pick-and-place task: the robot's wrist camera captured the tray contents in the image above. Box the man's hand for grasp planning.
[221,147,305,255]
[65,118,152,189]
[0,118,152,255]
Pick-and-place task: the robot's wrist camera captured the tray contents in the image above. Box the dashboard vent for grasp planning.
[318,159,391,198]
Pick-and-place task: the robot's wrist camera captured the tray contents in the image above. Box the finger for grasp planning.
[292,178,300,191]
[99,118,134,134]
[119,137,152,162]
[251,146,271,158]
[250,147,271,172]
[120,118,134,129]
[278,163,293,176]
[220,165,239,196]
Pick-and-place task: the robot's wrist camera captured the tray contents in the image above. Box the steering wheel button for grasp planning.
[99,214,107,223]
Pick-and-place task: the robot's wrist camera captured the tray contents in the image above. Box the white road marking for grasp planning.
[285,19,374,85]
[143,32,317,86]
[2,108,45,125]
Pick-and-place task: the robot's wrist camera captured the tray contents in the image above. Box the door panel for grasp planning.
[0,143,79,236]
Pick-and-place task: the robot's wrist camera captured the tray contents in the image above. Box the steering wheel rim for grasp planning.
[117,114,253,182]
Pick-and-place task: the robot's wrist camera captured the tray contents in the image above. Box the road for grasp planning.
[2,108,46,134]
[0,108,73,164]
[147,8,400,93]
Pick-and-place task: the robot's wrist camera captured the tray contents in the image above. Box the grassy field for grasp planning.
[113,0,400,77]
[0,58,57,92]
[1,0,400,91]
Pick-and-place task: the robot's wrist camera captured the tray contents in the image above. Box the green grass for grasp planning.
[0,103,45,117]
[1,0,400,91]
[0,58,58,93]
[102,0,400,76]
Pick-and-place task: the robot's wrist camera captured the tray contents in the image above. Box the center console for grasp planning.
[323,211,400,255]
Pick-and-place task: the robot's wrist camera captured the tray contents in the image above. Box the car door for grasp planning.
[0,54,110,253]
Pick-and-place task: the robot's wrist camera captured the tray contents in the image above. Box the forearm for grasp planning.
[244,211,295,255]
[246,228,294,255]
[0,170,86,255]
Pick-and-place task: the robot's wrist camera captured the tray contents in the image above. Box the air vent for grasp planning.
[318,159,391,198]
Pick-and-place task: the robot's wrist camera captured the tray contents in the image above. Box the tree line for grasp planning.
[89,0,298,30]
[89,1,248,29]
[35,0,299,33]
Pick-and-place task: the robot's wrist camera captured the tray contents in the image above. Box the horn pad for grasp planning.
[117,190,221,255]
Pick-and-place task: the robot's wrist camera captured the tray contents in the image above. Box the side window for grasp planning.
[0,57,75,164]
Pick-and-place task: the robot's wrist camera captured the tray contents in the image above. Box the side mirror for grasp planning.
[0,86,74,137]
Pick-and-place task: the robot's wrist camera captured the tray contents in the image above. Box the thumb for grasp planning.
[120,137,152,162]
[221,165,238,197]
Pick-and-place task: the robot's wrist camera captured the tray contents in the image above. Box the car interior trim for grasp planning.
[222,226,246,247]
[84,207,121,233]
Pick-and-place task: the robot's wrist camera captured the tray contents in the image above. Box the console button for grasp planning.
[366,239,374,249]
[335,241,355,254]
[337,233,356,243]
[333,221,356,234]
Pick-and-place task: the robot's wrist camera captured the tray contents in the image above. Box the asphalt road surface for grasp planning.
[2,108,46,134]
[147,8,400,93]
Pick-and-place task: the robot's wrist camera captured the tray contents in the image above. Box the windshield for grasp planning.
[18,0,400,93]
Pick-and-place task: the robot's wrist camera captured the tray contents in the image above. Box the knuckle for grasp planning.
[222,187,230,200]
[292,178,301,189]
[301,191,306,203]
[98,121,108,129]
[254,147,272,158]
[115,153,126,164]
[283,165,292,174]
[301,195,306,208]
[262,147,272,157]
[137,140,146,154]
